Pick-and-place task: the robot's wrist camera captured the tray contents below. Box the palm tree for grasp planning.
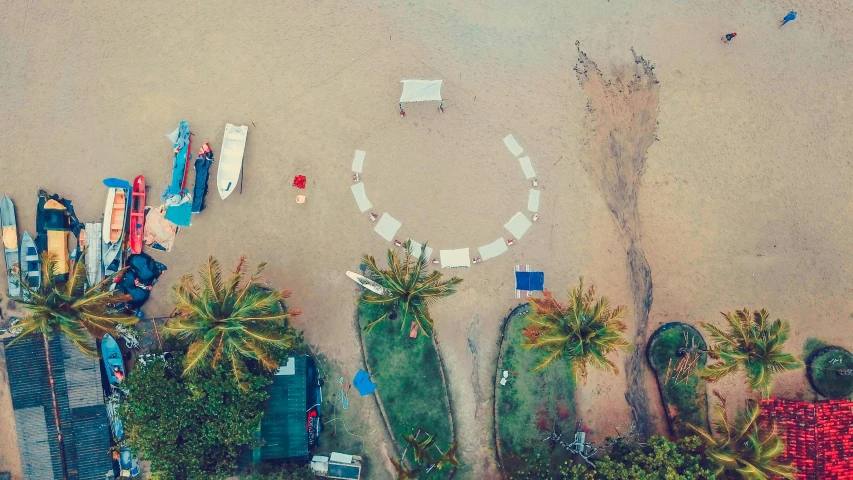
[699,309,801,397]
[390,457,419,480]
[402,432,436,464]
[688,394,796,479]
[164,256,300,383]
[434,442,460,469]
[9,253,138,480]
[522,277,630,381]
[359,241,462,337]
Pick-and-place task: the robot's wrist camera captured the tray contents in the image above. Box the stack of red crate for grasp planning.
[761,398,853,479]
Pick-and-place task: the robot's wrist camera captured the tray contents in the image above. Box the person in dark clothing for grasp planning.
[722,32,738,43]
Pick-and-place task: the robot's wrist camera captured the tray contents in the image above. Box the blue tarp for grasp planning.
[165,121,191,199]
[353,370,376,396]
[515,271,544,291]
[164,201,192,227]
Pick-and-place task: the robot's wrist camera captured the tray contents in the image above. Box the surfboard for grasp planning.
[345,271,388,295]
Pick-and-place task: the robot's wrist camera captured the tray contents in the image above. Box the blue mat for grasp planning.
[353,370,376,396]
[515,271,544,291]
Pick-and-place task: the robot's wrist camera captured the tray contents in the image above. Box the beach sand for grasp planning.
[1,0,853,478]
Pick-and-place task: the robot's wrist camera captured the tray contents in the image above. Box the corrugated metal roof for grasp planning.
[3,334,114,480]
[259,355,308,461]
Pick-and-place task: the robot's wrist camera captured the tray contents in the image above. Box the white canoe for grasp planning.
[217,123,249,200]
[102,188,127,277]
[345,271,388,296]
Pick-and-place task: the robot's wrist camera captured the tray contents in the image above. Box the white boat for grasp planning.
[345,271,388,296]
[217,123,249,200]
[1,195,20,298]
[102,188,128,277]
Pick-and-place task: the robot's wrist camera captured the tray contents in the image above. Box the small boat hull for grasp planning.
[101,334,125,386]
[346,271,388,295]
[20,232,40,294]
[129,176,145,254]
[1,196,20,297]
[84,222,103,287]
[102,187,128,277]
[217,123,248,200]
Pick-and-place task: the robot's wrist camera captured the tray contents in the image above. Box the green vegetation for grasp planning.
[514,436,715,479]
[807,346,853,399]
[164,256,301,385]
[647,323,709,438]
[700,309,801,397]
[521,278,630,379]
[359,241,462,336]
[689,396,796,480]
[122,354,272,479]
[496,305,576,476]
[357,302,455,477]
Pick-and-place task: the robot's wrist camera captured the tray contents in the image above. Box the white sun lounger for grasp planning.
[518,156,536,180]
[350,182,372,213]
[352,150,366,173]
[374,213,402,242]
[528,189,540,212]
[504,212,533,239]
[503,134,524,157]
[407,239,433,259]
[440,248,470,268]
[479,238,508,261]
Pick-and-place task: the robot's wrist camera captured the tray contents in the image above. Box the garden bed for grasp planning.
[647,322,709,438]
[493,304,577,476]
[807,346,853,399]
[356,302,455,477]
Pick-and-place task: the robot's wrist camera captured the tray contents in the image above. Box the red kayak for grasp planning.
[129,175,146,254]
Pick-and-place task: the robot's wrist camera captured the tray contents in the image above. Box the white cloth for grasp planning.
[350,182,372,213]
[352,150,366,173]
[440,248,470,268]
[518,156,536,179]
[479,238,508,261]
[503,134,524,157]
[504,212,533,239]
[407,239,433,259]
[374,213,402,241]
[527,189,540,212]
[399,80,443,103]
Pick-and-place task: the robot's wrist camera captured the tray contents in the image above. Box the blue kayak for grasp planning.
[101,334,125,386]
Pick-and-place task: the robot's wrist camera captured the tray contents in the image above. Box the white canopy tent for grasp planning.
[398,80,444,114]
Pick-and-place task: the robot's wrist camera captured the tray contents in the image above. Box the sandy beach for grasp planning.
[2,0,853,478]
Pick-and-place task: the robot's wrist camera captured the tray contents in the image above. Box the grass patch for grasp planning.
[807,346,853,399]
[495,305,576,476]
[647,322,709,438]
[357,302,454,477]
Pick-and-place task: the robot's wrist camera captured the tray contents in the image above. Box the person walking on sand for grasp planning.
[780,10,797,27]
[722,32,738,43]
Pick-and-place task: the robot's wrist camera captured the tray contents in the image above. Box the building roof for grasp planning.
[3,335,114,480]
[761,398,853,480]
[258,356,309,461]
